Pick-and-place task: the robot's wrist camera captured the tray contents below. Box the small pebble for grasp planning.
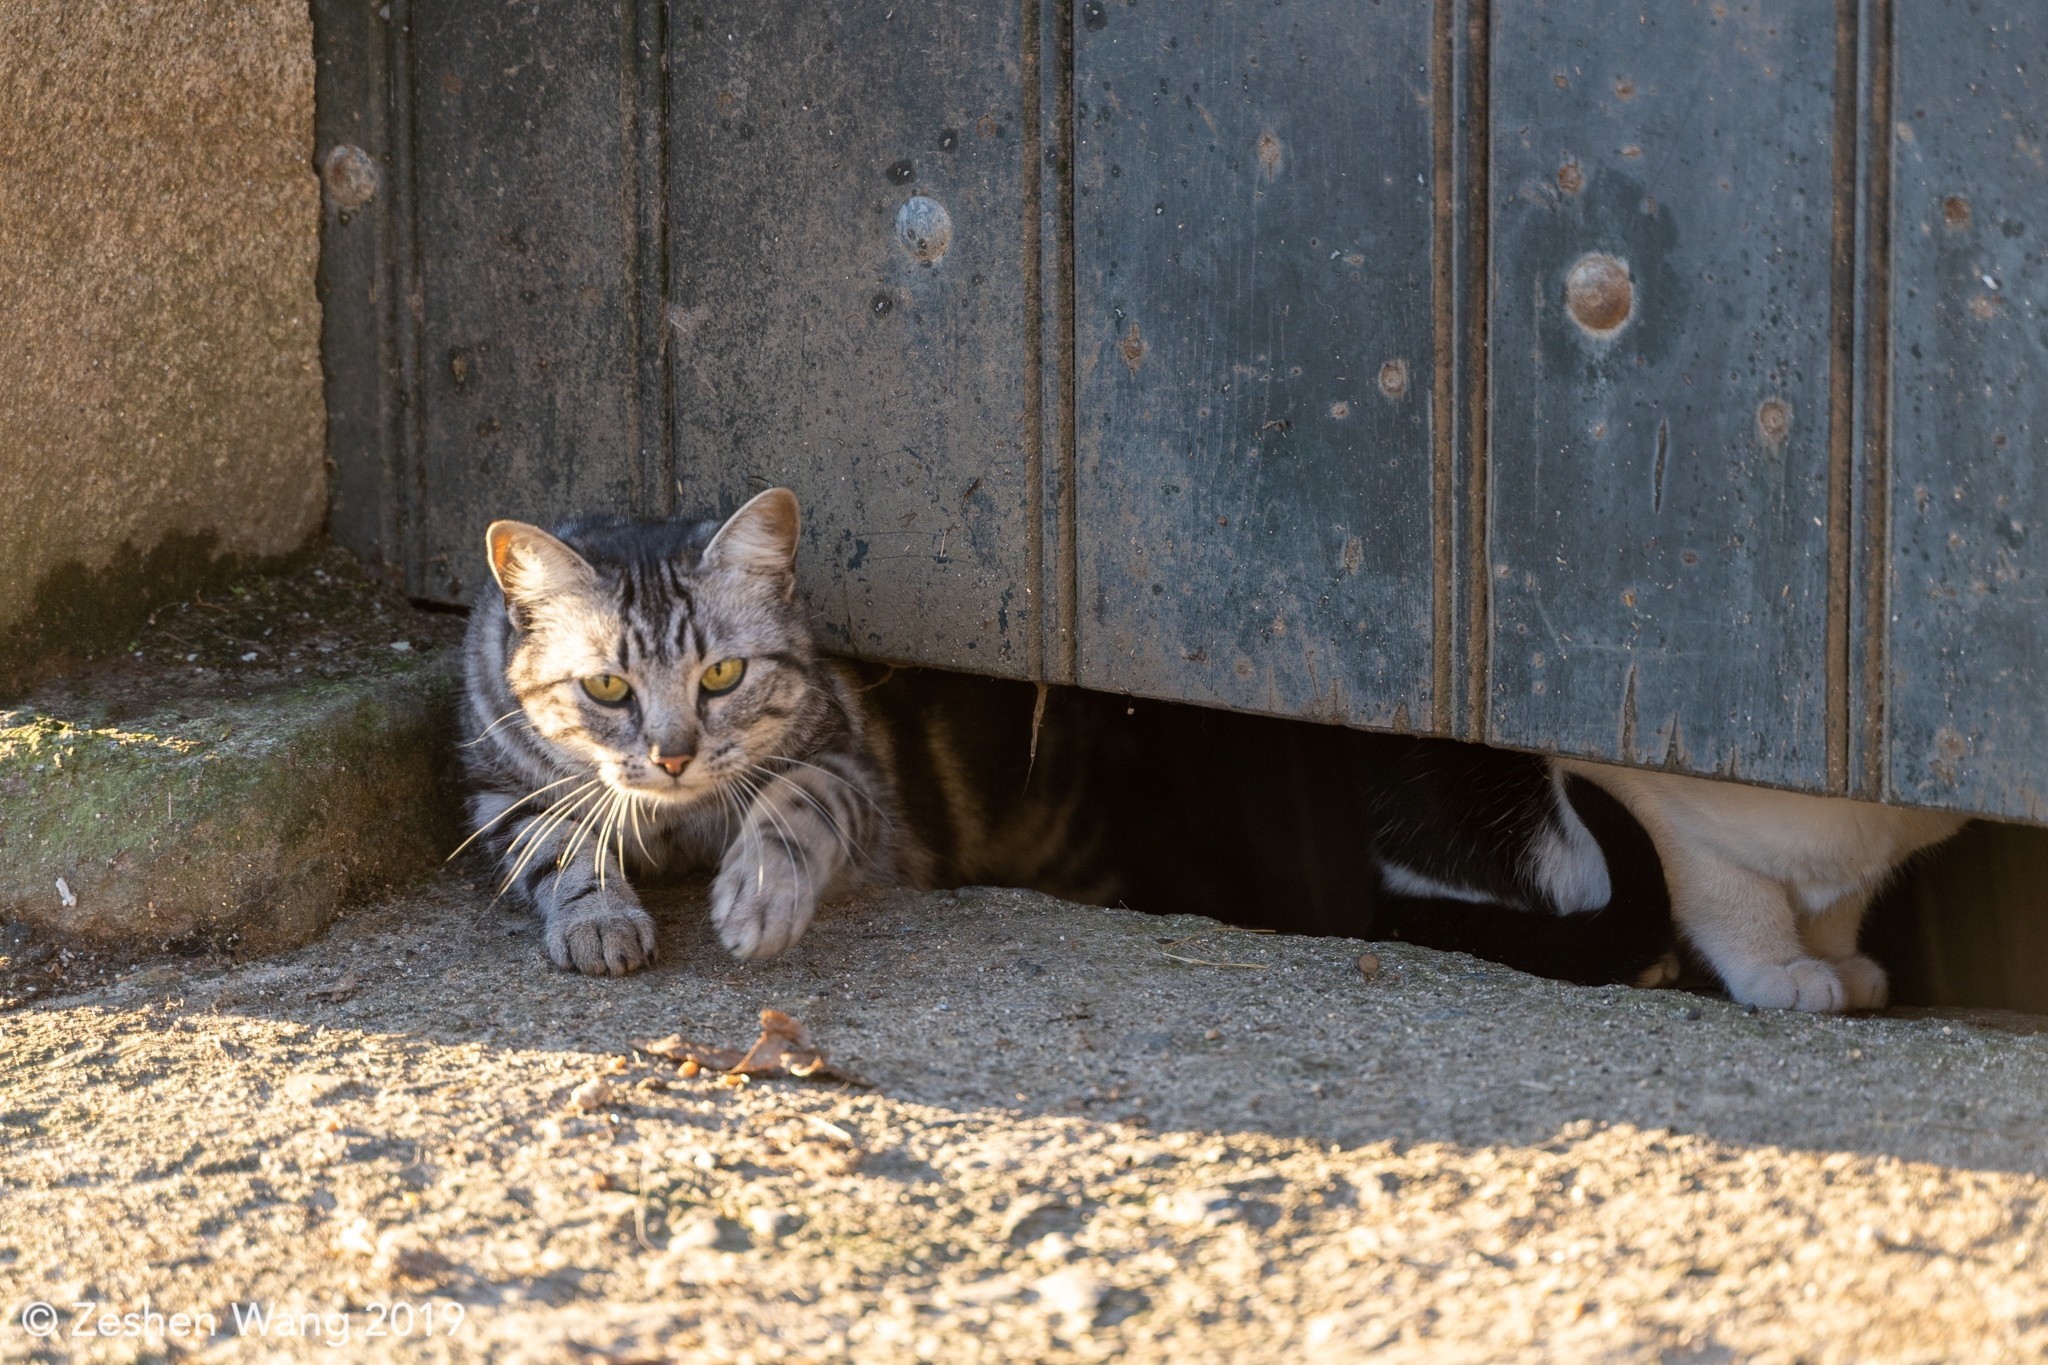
[1356,952,1381,980]
[1033,1267,1108,1326]
[390,640,412,652]
[746,1206,797,1239]
[667,1210,721,1250]
[568,1077,614,1112]
[1203,1028,1222,1042]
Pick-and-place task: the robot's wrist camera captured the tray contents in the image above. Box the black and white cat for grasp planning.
[1559,762,1966,1012]
[460,489,1679,987]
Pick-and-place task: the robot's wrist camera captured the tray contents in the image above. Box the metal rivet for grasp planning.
[885,159,916,186]
[871,293,894,316]
[321,144,379,211]
[893,196,953,264]
[1756,397,1791,447]
[1082,1,1108,31]
[1565,252,1634,335]
[1378,359,1409,399]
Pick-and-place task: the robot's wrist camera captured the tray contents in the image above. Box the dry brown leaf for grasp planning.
[631,1008,868,1086]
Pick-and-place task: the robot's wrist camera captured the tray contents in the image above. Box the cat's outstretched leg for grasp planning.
[471,787,658,976]
[712,754,880,958]
[1800,889,1887,1010]
[1668,855,1850,1012]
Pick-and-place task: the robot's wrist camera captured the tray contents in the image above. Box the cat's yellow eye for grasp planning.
[580,674,631,705]
[700,657,746,694]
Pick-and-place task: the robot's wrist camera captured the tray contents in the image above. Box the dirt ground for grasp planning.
[4,873,2048,1363]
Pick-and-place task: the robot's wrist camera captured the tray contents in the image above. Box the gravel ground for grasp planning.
[4,876,2048,1362]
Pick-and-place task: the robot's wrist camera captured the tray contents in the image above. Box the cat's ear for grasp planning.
[702,487,801,597]
[485,520,596,626]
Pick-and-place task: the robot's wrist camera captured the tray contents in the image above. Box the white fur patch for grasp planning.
[1379,861,1508,906]
[1529,770,1612,914]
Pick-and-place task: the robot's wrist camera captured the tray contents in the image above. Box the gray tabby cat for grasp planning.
[461,488,1687,988]
[461,488,918,973]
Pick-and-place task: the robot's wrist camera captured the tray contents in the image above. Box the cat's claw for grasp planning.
[1723,956,1849,1012]
[544,897,658,976]
[711,859,816,959]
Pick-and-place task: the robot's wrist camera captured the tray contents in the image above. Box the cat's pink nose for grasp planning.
[650,749,691,776]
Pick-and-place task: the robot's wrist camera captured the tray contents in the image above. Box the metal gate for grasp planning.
[315,0,2047,823]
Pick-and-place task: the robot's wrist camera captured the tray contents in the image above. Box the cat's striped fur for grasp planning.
[463,488,1678,985]
[461,488,1126,973]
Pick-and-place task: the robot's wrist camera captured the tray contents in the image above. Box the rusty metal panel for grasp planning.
[404,0,646,602]
[1487,0,1842,786]
[1071,0,1440,728]
[669,6,1038,678]
[1888,6,2048,821]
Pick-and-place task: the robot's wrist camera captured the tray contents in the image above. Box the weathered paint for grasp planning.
[1487,0,1842,786]
[1071,0,1439,728]
[407,0,641,603]
[314,1,2048,824]
[1887,3,2048,821]
[669,5,1039,677]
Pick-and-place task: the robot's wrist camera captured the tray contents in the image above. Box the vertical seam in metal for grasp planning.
[633,0,672,517]
[1053,0,1079,685]
[620,0,643,514]
[1462,0,1492,744]
[1429,0,1457,735]
[387,0,425,595]
[1022,0,1047,681]
[365,0,402,578]
[1823,0,1860,793]
[1859,0,1895,799]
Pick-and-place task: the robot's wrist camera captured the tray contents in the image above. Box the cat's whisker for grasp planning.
[500,780,600,864]
[752,765,862,864]
[770,756,889,820]
[594,790,628,887]
[626,791,653,864]
[729,772,784,900]
[459,708,537,748]
[447,772,588,861]
[497,781,601,870]
[552,786,617,892]
[739,771,817,910]
[497,783,605,897]
[496,800,600,904]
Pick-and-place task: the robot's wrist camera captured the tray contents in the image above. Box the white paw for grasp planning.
[1828,953,1890,1010]
[711,854,817,959]
[1723,956,1848,1012]
[543,892,657,976]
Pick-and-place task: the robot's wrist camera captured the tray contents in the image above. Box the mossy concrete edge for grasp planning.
[0,656,463,955]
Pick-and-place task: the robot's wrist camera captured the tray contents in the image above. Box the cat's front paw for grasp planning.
[711,855,816,959]
[543,892,657,976]
[1722,956,1848,1012]
[1828,953,1889,1010]
[1632,950,1683,990]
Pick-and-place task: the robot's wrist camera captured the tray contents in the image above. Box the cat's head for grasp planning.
[483,488,819,806]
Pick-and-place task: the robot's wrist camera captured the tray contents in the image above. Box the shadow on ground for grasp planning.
[5,877,2047,1362]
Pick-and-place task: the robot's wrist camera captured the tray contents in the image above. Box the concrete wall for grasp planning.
[0,1,323,684]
